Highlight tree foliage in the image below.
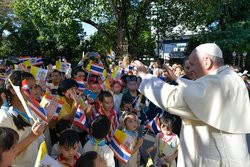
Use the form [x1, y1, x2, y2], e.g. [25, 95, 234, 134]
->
[13, 0, 187, 59]
[1, 0, 250, 66]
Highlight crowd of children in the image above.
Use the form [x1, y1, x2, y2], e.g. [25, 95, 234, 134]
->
[0, 55, 182, 167]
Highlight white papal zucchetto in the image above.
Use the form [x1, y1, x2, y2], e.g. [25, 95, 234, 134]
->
[195, 43, 223, 58]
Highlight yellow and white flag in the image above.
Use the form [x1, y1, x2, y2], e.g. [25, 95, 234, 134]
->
[30, 66, 48, 81]
[56, 61, 71, 73]
[35, 141, 61, 167]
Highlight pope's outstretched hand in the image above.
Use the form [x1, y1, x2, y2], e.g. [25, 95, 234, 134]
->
[131, 61, 147, 78]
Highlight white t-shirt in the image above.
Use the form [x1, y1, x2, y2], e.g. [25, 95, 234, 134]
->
[83, 140, 115, 167]
[0, 108, 39, 167]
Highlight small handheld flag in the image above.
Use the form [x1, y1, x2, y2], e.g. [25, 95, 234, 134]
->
[56, 61, 71, 73]
[40, 94, 64, 120]
[90, 63, 104, 76]
[109, 129, 132, 163]
[145, 114, 161, 134]
[72, 106, 89, 132]
[74, 78, 85, 92]
[30, 66, 48, 81]
[22, 80, 48, 123]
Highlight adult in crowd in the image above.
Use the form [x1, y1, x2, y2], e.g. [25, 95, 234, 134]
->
[132, 43, 250, 167]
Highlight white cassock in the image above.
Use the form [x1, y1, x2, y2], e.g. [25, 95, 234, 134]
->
[139, 65, 250, 167]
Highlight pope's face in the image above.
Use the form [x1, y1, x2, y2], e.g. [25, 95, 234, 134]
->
[189, 51, 206, 79]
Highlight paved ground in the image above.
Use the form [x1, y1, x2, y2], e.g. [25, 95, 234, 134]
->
[140, 132, 156, 166]
[140, 133, 250, 166]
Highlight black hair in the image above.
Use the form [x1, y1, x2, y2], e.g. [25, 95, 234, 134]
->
[125, 75, 137, 84]
[156, 58, 164, 67]
[160, 113, 176, 130]
[58, 79, 78, 96]
[98, 90, 113, 102]
[73, 67, 85, 77]
[58, 130, 80, 148]
[91, 115, 111, 139]
[5, 71, 34, 130]
[0, 127, 19, 162]
[55, 119, 71, 135]
[76, 151, 98, 167]
[120, 97, 133, 108]
[121, 74, 129, 84]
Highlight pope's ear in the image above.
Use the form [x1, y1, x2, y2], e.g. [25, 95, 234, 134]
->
[204, 56, 213, 70]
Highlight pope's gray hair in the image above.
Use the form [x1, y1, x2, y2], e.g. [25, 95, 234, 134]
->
[195, 49, 224, 66]
[209, 55, 224, 66]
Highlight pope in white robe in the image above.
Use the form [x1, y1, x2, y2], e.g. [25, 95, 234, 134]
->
[132, 43, 250, 167]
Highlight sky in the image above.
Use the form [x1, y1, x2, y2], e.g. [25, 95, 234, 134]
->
[82, 22, 98, 37]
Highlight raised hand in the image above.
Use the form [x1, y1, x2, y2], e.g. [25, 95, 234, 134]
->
[44, 97, 59, 121]
[69, 88, 81, 105]
[31, 121, 47, 136]
[162, 64, 177, 81]
[131, 60, 147, 78]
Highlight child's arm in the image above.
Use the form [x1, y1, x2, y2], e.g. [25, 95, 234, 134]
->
[131, 138, 144, 154]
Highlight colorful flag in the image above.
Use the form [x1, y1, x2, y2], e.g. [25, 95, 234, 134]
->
[23, 60, 32, 67]
[56, 61, 71, 73]
[18, 56, 31, 63]
[14, 64, 22, 71]
[90, 63, 104, 76]
[85, 60, 93, 71]
[35, 141, 61, 167]
[40, 94, 64, 120]
[74, 78, 85, 91]
[22, 80, 48, 123]
[30, 66, 48, 81]
[72, 106, 89, 132]
[33, 57, 44, 66]
[35, 141, 47, 167]
[107, 48, 115, 61]
[100, 69, 111, 90]
[23, 57, 43, 67]
[145, 114, 161, 134]
[109, 129, 132, 163]
[111, 66, 121, 80]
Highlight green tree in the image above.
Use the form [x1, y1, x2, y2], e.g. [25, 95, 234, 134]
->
[14, 0, 187, 59]
[184, 0, 250, 67]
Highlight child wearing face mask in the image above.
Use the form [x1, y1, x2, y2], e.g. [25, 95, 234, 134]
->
[146, 114, 179, 167]
[119, 112, 144, 167]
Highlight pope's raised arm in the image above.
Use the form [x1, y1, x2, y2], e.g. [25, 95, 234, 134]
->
[132, 61, 197, 120]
